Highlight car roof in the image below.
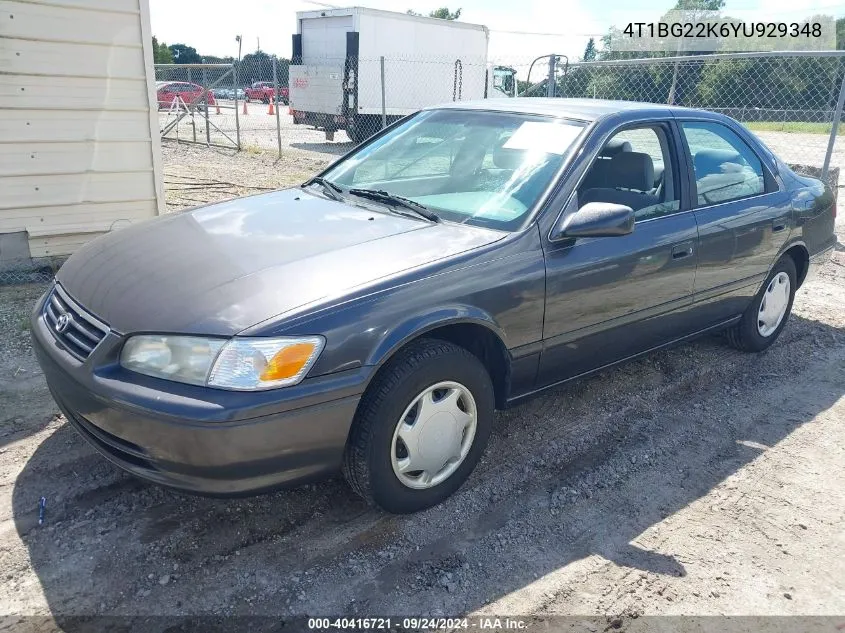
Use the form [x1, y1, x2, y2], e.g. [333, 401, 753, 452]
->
[425, 98, 714, 122]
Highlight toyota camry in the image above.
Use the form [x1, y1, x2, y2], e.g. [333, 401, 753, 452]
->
[32, 99, 836, 513]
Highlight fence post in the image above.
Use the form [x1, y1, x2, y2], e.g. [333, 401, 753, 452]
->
[822, 68, 845, 181]
[233, 63, 241, 151]
[273, 57, 282, 159]
[203, 66, 210, 145]
[546, 55, 556, 98]
[380, 56, 387, 130]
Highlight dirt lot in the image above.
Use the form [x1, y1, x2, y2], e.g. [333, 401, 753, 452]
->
[1, 143, 845, 632]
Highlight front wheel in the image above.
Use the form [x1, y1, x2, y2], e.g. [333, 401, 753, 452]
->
[342, 338, 494, 514]
[726, 255, 797, 352]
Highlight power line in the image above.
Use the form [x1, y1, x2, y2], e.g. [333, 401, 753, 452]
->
[489, 29, 600, 36]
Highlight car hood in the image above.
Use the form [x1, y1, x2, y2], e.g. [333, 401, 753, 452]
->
[57, 189, 503, 335]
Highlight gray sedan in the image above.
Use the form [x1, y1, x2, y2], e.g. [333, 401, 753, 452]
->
[32, 99, 836, 513]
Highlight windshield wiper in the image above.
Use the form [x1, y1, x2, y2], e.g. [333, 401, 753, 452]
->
[303, 176, 344, 201]
[347, 188, 439, 222]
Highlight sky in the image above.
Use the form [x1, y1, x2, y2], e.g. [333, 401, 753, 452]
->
[149, 0, 845, 64]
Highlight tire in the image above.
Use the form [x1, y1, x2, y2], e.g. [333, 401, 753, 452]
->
[347, 125, 369, 144]
[342, 338, 494, 514]
[725, 255, 797, 353]
[347, 116, 379, 144]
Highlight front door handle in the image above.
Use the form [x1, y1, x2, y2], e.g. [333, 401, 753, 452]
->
[672, 243, 694, 260]
[772, 220, 788, 233]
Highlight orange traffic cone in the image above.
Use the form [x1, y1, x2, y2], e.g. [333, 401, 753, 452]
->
[268, 99, 275, 115]
[215, 102, 221, 115]
[242, 100, 248, 115]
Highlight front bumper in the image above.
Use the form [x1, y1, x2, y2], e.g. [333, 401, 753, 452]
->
[31, 286, 366, 496]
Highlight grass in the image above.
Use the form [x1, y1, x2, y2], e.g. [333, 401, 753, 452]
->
[744, 121, 845, 135]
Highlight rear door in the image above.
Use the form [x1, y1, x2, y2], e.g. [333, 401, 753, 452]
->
[300, 15, 353, 63]
[291, 16, 353, 116]
[677, 119, 792, 325]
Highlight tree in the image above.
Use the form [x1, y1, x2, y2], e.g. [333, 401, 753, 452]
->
[429, 7, 461, 19]
[238, 51, 290, 86]
[582, 38, 597, 62]
[168, 43, 202, 64]
[203, 55, 236, 64]
[406, 7, 462, 20]
[151, 36, 173, 64]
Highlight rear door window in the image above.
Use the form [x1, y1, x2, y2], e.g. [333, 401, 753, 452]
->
[681, 122, 765, 207]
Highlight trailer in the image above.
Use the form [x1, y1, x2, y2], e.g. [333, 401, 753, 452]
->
[289, 7, 516, 142]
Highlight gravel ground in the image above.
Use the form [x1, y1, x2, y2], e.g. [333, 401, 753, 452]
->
[1, 141, 844, 632]
[161, 140, 338, 212]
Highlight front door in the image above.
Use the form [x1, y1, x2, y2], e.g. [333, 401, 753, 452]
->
[538, 121, 699, 386]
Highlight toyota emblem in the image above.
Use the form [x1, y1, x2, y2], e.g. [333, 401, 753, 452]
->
[55, 313, 72, 333]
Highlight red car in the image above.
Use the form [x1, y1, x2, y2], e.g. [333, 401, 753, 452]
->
[244, 81, 289, 104]
[156, 81, 216, 110]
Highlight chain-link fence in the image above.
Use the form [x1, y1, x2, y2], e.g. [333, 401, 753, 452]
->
[155, 51, 845, 182]
[548, 51, 845, 181]
[0, 260, 59, 285]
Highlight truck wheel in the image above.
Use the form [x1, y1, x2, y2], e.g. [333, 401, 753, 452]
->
[348, 116, 379, 144]
[347, 125, 369, 144]
[725, 256, 797, 353]
[342, 338, 494, 514]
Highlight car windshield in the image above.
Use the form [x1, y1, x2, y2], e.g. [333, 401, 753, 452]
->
[323, 109, 585, 231]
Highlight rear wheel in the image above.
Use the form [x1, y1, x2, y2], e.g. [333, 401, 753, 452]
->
[725, 256, 797, 352]
[347, 124, 370, 144]
[342, 338, 494, 514]
[347, 115, 381, 144]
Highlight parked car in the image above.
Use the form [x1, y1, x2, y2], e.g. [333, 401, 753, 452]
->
[156, 81, 216, 110]
[32, 99, 835, 514]
[244, 81, 289, 104]
[211, 88, 232, 100]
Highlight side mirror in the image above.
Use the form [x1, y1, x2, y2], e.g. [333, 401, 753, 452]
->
[554, 202, 635, 240]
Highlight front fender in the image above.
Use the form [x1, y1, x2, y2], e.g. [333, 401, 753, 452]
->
[366, 306, 507, 368]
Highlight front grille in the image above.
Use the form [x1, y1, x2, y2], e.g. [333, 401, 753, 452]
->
[43, 284, 109, 361]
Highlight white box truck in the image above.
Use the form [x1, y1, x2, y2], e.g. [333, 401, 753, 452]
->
[289, 7, 517, 142]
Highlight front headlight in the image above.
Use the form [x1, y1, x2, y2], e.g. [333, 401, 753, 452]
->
[120, 335, 325, 390]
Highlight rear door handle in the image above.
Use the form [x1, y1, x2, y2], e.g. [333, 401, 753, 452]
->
[772, 220, 787, 233]
[672, 243, 694, 260]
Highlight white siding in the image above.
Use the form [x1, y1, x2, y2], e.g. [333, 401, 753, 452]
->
[0, 0, 163, 259]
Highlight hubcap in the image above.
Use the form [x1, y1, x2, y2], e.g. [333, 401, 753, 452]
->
[390, 381, 477, 490]
[757, 271, 791, 337]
